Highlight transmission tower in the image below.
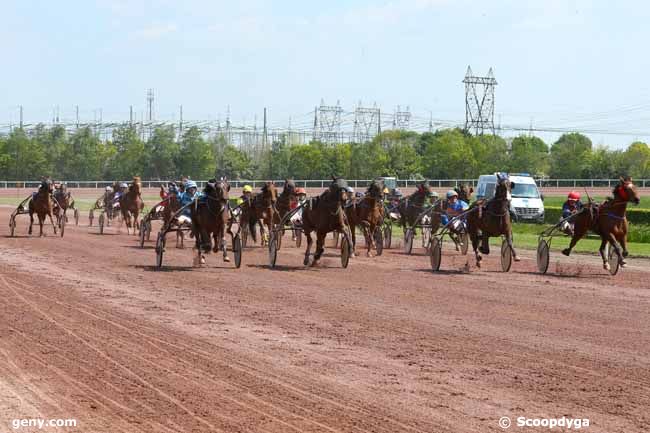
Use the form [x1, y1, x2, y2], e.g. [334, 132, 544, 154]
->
[463, 66, 497, 135]
[313, 99, 342, 145]
[353, 101, 380, 143]
[393, 105, 411, 130]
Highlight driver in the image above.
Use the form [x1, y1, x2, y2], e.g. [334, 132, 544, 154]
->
[560, 191, 583, 236]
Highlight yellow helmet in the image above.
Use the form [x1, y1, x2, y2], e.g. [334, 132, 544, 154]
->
[243, 185, 253, 193]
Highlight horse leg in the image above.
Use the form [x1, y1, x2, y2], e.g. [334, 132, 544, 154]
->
[562, 233, 583, 256]
[49, 212, 57, 236]
[470, 230, 482, 268]
[362, 223, 373, 257]
[312, 230, 326, 266]
[619, 232, 629, 258]
[349, 223, 357, 256]
[598, 238, 609, 270]
[303, 229, 313, 266]
[28, 212, 34, 235]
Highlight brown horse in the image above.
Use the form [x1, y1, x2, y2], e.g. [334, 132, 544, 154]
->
[455, 184, 474, 203]
[397, 181, 433, 236]
[302, 177, 349, 266]
[160, 183, 185, 248]
[466, 173, 519, 268]
[240, 181, 278, 246]
[53, 183, 74, 223]
[274, 179, 297, 222]
[28, 178, 57, 236]
[562, 177, 640, 270]
[120, 176, 145, 235]
[345, 179, 385, 257]
[191, 178, 232, 265]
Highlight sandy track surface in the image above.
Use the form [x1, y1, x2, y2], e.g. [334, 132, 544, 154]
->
[0, 208, 649, 432]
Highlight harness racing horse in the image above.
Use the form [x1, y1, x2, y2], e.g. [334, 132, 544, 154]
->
[455, 184, 474, 203]
[160, 183, 185, 248]
[191, 178, 232, 265]
[398, 181, 433, 238]
[345, 179, 385, 257]
[120, 176, 145, 235]
[241, 182, 278, 246]
[466, 173, 519, 268]
[302, 177, 350, 266]
[28, 178, 57, 236]
[53, 183, 74, 223]
[562, 176, 640, 270]
[273, 179, 299, 242]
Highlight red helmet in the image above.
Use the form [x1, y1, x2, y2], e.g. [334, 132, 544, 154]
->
[295, 187, 306, 195]
[568, 191, 580, 201]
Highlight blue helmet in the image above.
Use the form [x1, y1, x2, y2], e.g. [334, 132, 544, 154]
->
[185, 180, 197, 190]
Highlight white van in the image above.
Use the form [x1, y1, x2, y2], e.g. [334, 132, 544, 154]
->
[475, 173, 545, 223]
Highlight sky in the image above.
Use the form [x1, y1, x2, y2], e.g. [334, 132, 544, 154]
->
[3, 0, 650, 148]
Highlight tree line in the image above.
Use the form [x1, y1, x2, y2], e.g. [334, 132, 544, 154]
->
[0, 124, 648, 181]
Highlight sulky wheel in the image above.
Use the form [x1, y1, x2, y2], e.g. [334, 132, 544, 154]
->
[9, 215, 16, 237]
[383, 224, 392, 249]
[374, 227, 384, 256]
[59, 215, 66, 238]
[155, 232, 166, 269]
[460, 231, 469, 255]
[139, 222, 147, 248]
[268, 232, 278, 268]
[340, 231, 352, 269]
[536, 238, 550, 274]
[404, 229, 414, 255]
[99, 213, 105, 234]
[501, 240, 513, 272]
[430, 236, 442, 272]
[607, 243, 620, 276]
[233, 234, 243, 268]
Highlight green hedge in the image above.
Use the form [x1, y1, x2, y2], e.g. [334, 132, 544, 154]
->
[544, 206, 650, 225]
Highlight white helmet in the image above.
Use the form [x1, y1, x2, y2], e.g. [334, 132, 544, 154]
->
[120, 182, 128, 189]
[105, 186, 113, 192]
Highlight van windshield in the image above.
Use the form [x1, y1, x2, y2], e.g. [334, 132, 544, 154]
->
[511, 183, 539, 199]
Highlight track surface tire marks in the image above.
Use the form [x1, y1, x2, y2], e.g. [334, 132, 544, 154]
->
[0, 207, 649, 433]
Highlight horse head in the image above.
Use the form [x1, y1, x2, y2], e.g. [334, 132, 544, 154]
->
[205, 179, 227, 201]
[261, 181, 278, 205]
[367, 179, 383, 199]
[329, 176, 349, 203]
[455, 184, 474, 203]
[494, 173, 513, 201]
[282, 179, 296, 198]
[615, 176, 640, 205]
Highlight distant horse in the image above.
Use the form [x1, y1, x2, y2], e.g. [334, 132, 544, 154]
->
[397, 181, 433, 237]
[120, 176, 145, 235]
[28, 178, 57, 236]
[302, 177, 350, 266]
[345, 179, 385, 257]
[240, 181, 278, 246]
[53, 183, 74, 223]
[562, 176, 640, 270]
[466, 173, 519, 268]
[191, 178, 232, 265]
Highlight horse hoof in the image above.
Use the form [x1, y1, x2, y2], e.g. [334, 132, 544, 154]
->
[623, 251, 629, 258]
[223, 256, 230, 262]
[603, 263, 610, 271]
[561, 249, 571, 257]
[513, 256, 521, 262]
[200, 256, 206, 265]
[303, 256, 310, 266]
[310, 260, 320, 267]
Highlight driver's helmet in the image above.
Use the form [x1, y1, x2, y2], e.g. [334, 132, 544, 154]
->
[185, 180, 197, 190]
[428, 191, 439, 199]
[568, 191, 580, 201]
[120, 182, 128, 189]
[345, 186, 354, 194]
[295, 187, 306, 195]
[105, 186, 113, 192]
[446, 190, 458, 199]
[243, 185, 253, 193]
[393, 188, 403, 197]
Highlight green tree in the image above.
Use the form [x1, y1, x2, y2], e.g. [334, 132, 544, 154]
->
[146, 126, 179, 179]
[620, 141, 650, 178]
[581, 146, 620, 178]
[387, 141, 422, 178]
[509, 135, 549, 175]
[288, 144, 325, 179]
[550, 133, 592, 178]
[322, 143, 352, 178]
[177, 126, 215, 179]
[350, 141, 390, 178]
[421, 129, 476, 178]
[3, 128, 48, 180]
[219, 144, 252, 179]
[61, 127, 105, 180]
[471, 135, 509, 175]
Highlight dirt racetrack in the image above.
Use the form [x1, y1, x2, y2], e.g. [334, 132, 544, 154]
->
[1, 206, 649, 433]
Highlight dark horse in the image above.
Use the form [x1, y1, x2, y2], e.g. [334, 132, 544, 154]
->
[28, 178, 57, 236]
[562, 176, 640, 271]
[455, 184, 474, 203]
[466, 173, 519, 268]
[53, 183, 74, 223]
[240, 181, 278, 246]
[273, 179, 298, 241]
[302, 177, 349, 266]
[191, 178, 232, 265]
[120, 176, 145, 235]
[345, 179, 385, 257]
[397, 181, 433, 236]
[160, 183, 185, 248]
